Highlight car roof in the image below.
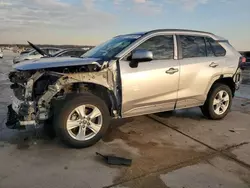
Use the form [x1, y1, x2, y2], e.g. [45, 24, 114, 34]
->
[116, 29, 225, 41]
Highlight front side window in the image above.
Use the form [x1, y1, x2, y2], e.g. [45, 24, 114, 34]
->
[133, 35, 174, 60]
[180, 35, 206, 58]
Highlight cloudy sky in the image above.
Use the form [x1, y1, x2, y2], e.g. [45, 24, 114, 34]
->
[0, 0, 249, 50]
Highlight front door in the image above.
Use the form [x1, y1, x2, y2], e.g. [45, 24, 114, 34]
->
[119, 35, 180, 118]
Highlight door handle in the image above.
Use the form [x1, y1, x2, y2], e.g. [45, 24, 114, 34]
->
[209, 62, 218, 68]
[166, 68, 178, 74]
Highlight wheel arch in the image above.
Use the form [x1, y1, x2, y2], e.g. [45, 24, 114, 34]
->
[206, 75, 236, 98]
[58, 82, 119, 117]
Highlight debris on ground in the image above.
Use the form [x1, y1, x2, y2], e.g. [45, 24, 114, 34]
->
[229, 128, 247, 134]
[96, 152, 132, 166]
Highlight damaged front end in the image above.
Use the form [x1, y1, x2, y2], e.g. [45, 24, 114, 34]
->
[6, 57, 120, 129]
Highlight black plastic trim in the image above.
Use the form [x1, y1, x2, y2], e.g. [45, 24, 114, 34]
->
[176, 35, 183, 59]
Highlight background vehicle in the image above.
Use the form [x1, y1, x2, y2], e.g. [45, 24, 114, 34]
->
[0, 49, 3, 58]
[20, 49, 33, 55]
[240, 51, 250, 68]
[48, 48, 88, 58]
[13, 43, 61, 64]
[7, 29, 242, 148]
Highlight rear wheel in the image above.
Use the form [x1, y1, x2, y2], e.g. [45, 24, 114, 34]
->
[54, 93, 111, 148]
[201, 84, 232, 120]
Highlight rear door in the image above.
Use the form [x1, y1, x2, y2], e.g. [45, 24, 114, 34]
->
[176, 35, 225, 109]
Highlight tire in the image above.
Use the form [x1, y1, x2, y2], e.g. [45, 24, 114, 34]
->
[54, 93, 111, 148]
[43, 118, 56, 139]
[201, 83, 232, 120]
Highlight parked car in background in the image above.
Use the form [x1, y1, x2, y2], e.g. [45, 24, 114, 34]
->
[0, 49, 3, 58]
[239, 51, 250, 68]
[20, 48, 33, 55]
[13, 42, 62, 64]
[7, 29, 242, 148]
[49, 48, 87, 58]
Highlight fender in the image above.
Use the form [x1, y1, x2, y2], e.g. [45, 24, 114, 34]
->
[37, 66, 119, 120]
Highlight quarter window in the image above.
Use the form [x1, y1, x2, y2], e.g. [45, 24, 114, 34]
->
[180, 36, 206, 58]
[206, 37, 226, 57]
[134, 35, 174, 60]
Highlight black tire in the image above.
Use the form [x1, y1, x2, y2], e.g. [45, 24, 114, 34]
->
[54, 93, 111, 148]
[201, 83, 232, 120]
[43, 118, 56, 139]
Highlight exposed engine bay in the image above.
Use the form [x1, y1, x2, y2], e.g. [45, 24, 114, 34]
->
[6, 60, 120, 129]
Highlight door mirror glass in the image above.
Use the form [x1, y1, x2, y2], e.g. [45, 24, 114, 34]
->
[131, 49, 153, 62]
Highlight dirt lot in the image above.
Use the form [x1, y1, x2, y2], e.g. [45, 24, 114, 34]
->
[0, 51, 250, 188]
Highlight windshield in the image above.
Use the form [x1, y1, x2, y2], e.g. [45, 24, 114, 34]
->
[81, 35, 142, 60]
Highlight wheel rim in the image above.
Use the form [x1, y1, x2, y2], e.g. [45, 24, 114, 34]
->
[213, 90, 230, 115]
[66, 104, 103, 141]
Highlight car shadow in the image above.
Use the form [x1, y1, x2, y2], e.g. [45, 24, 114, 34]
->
[154, 108, 205, 121]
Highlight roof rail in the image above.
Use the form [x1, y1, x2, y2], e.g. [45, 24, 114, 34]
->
[145, 29, 214, 35]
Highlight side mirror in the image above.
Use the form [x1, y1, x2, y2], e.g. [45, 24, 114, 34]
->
[129, 49, 153, 68]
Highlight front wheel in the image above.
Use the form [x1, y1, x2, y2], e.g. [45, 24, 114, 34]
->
[201, 84, 232, 120]
[54, 93, 111, 148]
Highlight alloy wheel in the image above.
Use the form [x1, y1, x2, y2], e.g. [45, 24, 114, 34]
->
[66, 104, 103, 141]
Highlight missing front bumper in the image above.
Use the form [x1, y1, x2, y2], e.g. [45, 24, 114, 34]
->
[6, 105, 22, 129]
[6, 105, 37, 129]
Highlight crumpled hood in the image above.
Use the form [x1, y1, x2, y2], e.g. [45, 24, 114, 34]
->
[13, 57, 101, 71]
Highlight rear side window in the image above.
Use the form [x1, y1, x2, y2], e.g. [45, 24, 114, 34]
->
[180, 36, 206, 58]
[206, 38, 226, 57]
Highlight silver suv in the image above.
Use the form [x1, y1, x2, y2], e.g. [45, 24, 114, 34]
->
[7, 29, 243, 148]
